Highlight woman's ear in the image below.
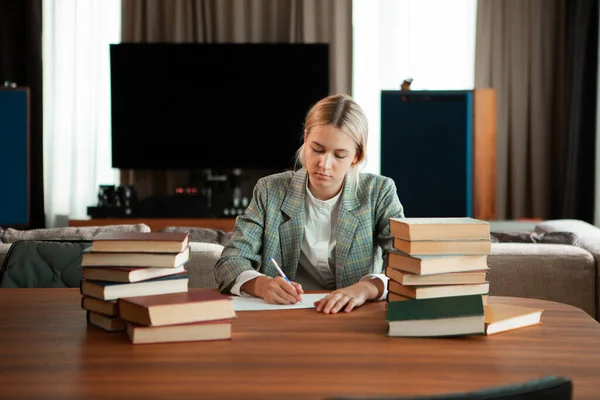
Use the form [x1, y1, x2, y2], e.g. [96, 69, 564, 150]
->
[352, 149, 361, 165]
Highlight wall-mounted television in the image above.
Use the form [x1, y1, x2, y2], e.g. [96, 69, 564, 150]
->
[109, 43, 330, 170]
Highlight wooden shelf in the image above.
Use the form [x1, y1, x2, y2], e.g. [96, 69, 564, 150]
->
[68, 218, 237, 232]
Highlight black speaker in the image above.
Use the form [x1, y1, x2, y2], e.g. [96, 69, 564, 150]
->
[0, 88, 30, 227]
[381, 90, 496, 219]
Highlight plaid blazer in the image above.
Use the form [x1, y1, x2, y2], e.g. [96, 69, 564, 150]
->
[215, 168, 405, 293]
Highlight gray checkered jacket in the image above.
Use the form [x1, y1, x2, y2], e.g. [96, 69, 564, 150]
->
[215, 168, 405, 292]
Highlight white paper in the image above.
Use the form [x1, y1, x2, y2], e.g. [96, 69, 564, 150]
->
[232, 293, 329, 311]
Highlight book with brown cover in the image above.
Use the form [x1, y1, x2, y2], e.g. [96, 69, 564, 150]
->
[87, 311, 126, 332]
[81, 296, 119, 316]
[126, 319, 233, 344]
[389, 217, 490, 241]
[388, 252, 489, 275]
[387, 291, 489, 305]
[82, 265, 186, 283]
[393, 237, 491, 255]
[484, 303, 543, 335]
[81, 246, 191, 268]
[118, 289, 236, 327]
[385, 267, 487, 286]
[91, 232, 189, 253]
[388, 280, 489, 299]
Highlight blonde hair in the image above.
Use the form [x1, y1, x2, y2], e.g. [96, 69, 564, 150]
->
[295, 93, 368, 182]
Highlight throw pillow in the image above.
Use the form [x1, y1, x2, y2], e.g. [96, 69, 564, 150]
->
[490, 232, 536, 244]
[160, 226, 232, 246]
[1, 223, 151, 244]
[490, 231, 579, 246]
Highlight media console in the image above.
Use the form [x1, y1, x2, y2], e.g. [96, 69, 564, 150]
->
[68, 218, 237, 232]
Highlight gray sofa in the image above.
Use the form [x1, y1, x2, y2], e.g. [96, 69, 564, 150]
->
[1, 219, 599, 320]
[488, 219, 600, 320]
[0, 224, 225, 289]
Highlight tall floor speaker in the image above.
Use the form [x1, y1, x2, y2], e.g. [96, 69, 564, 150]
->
[0, 88, 30, 227]
[381, 89, 496, 220]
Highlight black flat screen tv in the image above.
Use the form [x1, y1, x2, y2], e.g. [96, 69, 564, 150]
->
[109, 43, 330, 170]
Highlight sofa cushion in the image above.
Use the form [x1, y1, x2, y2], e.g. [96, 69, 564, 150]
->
[0, 240, 90, 288]
[186, 242, 224, 289]
[490, 242, 596, 318]
[490, 231, 580, 246]
[0, 243, 10, 267]
[535, 219, 600, 236]
[160, 226, 232, 246]
[1, 224, 150, 244]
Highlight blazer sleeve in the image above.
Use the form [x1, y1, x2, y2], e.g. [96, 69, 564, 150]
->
[214, 178, 268, 293]
[374, 177, 405, 262]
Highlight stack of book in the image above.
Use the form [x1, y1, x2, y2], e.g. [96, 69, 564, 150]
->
[119, 290, 236, 344]
[80, 232, 192, 334]
[385, 217, 543, 337]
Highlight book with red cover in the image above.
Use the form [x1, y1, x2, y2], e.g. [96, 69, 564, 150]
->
[81, 246, 191, 268]
[126, 319, 233, 344]
[82, 265, 186, 283]
[118, 289, 236, 327]
[91, 231, 189, 253]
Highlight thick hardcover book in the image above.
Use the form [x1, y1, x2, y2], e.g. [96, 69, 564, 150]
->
[82, 265, 186, 283]
[387, 252, 489, 275]
[81, 296, 119, 316]
[387, 292, 489, 305]
[126, 319, 233, 344]
[91, 232, 189, 253]
[393, 237, 491, 256]
[86, 311, 126, 332]
[389, 217, 490, 241]
[118, 289, 236, 327]
[385, 267, 487, 286]
[386, 295, 485, 337]
[387, 294, 484, 321]
[388, 280, 489, 300]
[80, 273, 189, 301]
[81, 246, 191, 268]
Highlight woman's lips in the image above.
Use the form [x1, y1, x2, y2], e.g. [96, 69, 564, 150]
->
[314, 172, 331, 179]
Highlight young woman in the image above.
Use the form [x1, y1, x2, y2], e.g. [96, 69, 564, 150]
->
[215, 94, 405, 314]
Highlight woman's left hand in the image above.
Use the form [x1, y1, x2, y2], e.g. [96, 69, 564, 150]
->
[314, 280, 380, 314]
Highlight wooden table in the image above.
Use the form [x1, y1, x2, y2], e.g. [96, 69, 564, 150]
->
[0, 289, 599, 399]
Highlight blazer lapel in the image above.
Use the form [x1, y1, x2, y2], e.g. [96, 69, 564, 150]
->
[335, 173, 360, 288]
[278, 168, 307, 280]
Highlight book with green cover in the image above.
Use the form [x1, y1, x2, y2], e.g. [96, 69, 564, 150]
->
[386, 295, 485, 337]
[387, 294, 484, 321]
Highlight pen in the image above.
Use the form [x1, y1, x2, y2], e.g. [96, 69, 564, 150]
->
[268, 257, 303, 303]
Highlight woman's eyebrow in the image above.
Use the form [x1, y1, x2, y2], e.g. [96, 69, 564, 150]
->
[311, 141, 350, 153]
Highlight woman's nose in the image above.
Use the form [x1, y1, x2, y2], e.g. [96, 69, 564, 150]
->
[319, 154, 332, 169]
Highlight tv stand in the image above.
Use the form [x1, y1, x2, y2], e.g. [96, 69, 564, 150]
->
[68, 218, 236, 232]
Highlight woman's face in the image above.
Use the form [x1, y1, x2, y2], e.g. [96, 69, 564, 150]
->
[304, 124, 358, 199]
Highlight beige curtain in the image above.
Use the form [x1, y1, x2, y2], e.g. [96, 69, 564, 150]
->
[120, 0, 352, 198]
[475, 0, 563, 220]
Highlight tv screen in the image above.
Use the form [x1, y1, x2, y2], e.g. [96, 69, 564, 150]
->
[109, 43, 330, 170]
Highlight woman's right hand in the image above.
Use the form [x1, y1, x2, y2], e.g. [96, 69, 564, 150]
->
[254, 276, 303, 304]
